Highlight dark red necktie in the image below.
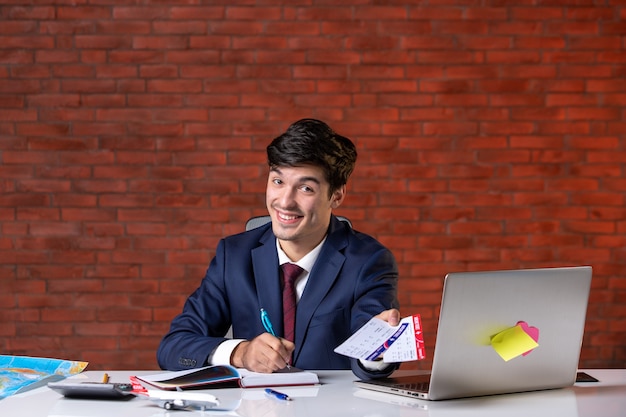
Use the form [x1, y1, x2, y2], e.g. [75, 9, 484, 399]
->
[281, 263, 303, 342]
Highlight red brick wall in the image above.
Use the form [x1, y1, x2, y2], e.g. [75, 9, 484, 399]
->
[1, 2, 624, 370]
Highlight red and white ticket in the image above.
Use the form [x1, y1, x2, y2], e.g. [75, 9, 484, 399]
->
[334, 314, 426, 363]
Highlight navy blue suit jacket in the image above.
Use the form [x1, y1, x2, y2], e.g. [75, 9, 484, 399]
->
[157, 216, 399, 379]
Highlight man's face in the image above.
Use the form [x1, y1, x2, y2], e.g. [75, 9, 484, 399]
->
[266, 164, 345, 260]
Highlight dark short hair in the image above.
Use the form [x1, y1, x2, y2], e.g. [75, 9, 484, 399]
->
[267, 119, 357, 196]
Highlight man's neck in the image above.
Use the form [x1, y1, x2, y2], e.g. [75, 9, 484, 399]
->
[278, 237, 323, 262]
[277, 236, 327, 269]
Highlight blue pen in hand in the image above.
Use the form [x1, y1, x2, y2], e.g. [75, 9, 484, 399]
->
[265, 388, 291, 401]
[260, 308, 292, 369]
[260, 308, 276, 336]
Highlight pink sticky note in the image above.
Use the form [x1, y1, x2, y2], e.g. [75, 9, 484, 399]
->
[517, 321, 539, 356]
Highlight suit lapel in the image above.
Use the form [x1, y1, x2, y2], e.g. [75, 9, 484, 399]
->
[250, 218, 350, 364]
[292, 220, 348, 362]
[251, 228, 283, 336]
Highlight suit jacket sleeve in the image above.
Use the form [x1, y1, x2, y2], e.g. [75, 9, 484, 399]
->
[156, 238, 234, 370]
[346, 242, 401, 380]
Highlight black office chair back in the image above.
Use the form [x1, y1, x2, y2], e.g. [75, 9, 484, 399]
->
[245, 215, 352, 231]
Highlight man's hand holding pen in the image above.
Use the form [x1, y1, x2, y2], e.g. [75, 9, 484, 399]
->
[231, 333, 295, 373]
[229, 308, 295, 373]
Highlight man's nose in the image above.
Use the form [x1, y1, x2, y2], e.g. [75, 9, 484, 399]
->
[278, 188, 297, 208]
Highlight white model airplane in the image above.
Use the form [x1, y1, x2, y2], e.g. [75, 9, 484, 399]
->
[128, 379, 220, 411]
[143, 389, 219, 410]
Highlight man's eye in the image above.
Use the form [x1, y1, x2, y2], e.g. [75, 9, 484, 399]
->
[300, 185, 314, 193]
[273, 178, 283, 185]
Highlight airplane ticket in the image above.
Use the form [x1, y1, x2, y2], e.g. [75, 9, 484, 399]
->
[334, 314, 426, 363]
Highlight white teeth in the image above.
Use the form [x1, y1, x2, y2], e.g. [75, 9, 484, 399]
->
[278, 213, 298, 220]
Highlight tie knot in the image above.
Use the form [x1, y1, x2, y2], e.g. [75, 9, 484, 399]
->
[281, 263, 303, 287]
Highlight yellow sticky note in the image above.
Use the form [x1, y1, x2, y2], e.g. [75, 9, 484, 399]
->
[490, 325, 539, 362]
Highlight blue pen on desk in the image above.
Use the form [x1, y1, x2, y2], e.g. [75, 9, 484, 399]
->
[265, 388, 291, 401]
[260, 308, 276, 336]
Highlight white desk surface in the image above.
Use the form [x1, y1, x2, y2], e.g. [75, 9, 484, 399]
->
[1, 369, 624, 417]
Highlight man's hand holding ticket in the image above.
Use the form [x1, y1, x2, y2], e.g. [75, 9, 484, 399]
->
[334, 314, 426, 363]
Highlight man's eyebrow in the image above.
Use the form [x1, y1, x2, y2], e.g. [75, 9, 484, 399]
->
[270, 167, 322, 185]
[299, 176, 321, 185]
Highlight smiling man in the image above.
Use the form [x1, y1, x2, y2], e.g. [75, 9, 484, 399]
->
[157, 119, 400, 380]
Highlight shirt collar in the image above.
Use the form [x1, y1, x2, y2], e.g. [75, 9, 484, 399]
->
[276, 236, 327, 273]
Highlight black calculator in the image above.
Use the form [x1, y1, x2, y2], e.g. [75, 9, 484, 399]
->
[47, 381, 136, 399]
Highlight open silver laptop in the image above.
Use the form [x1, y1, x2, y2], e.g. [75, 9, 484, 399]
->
[355, 266, 593, 401]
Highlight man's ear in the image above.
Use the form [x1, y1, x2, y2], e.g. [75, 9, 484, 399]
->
[330, 185, 346, 209]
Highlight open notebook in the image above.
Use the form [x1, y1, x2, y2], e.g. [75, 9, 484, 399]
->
[134, 365, 318, 390]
